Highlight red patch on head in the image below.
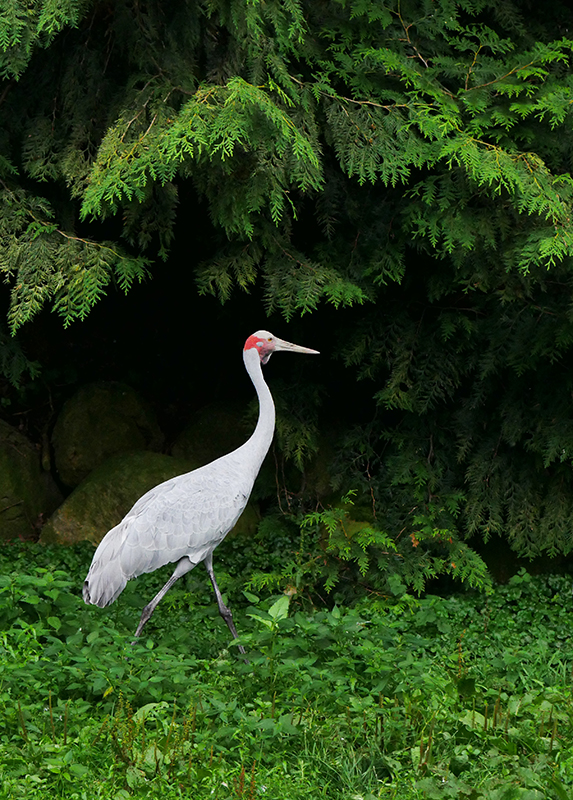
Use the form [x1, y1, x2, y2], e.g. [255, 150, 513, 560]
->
[244, 334, 262, 351]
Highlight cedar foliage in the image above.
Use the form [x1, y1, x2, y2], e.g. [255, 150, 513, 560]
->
[2, 0, 573, 581]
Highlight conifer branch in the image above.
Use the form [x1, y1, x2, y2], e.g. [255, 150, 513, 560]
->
[395, 5, 430, 69]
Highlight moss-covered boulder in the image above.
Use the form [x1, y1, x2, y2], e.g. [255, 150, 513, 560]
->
[41, 451, 189, 545]
[40, 450, 259, 546]
[227, 501, 260, 540]
[171, 401, 248, 465]
[0, 420, 63, 541]
[52, 381, 164, 487]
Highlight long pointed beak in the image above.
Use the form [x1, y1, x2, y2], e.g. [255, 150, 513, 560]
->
[274, 337, 319, 355]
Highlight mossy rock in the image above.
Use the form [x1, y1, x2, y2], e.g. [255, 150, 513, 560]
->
[52, 381, 164, 487]
[171, 401, 248, 466]
[226, 501, 260, 540]
[0, 419, 63, 541]
[40, 450, 258, 546]
[40, 451, 189, 545]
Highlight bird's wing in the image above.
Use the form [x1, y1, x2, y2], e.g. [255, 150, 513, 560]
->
[83, 453, 254, 607]
[121, 462, 251, 573]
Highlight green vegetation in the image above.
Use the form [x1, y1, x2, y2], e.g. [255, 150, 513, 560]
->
[2, 7, 573, 794]
[1, 0, 573, 583]
[1, 542, 572, 799]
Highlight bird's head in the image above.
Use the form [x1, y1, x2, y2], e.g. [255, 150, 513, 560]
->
[244, 330, 319, 364]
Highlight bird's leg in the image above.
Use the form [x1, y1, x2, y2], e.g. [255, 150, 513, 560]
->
[204, 554, 247, 657]
[133, 557, 193, 641]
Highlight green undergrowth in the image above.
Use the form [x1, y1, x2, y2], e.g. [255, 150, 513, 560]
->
[0, 544, 573, 799]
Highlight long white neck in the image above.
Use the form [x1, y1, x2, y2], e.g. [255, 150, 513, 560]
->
[242, 347, 276, 475]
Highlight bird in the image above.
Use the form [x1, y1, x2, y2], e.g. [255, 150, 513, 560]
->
[83, 330, 319, 654]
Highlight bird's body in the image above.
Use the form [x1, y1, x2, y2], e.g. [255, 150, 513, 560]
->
[83, 330, 319, 649]
[83, 452, 254, 607]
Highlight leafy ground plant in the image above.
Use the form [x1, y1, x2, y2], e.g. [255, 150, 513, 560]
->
[0, 544, 572, 799]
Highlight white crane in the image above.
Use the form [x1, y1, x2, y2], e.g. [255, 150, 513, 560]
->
[83, 330, 319, 653]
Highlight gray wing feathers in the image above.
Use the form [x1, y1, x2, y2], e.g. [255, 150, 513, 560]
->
[83, 455, 253, 608]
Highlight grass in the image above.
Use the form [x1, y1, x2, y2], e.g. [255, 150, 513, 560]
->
[0, 542, 573, 799]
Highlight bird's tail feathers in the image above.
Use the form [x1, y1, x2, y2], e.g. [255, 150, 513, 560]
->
[82, 569, 127, 607]
[83, 522, 131, 607]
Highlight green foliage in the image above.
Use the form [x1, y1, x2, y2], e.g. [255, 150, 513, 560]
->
[271, 378, 322, 470]
[81, 77, 324, 232]
[4, 0, 573, 327]
[4, 0, 573, 560]
[251, 492, 492, 600]
[0, 0, 90, 80]
[0, 325, 40, 389]
[0, 186, 149, 331]
[336, 256, 573, 558]
[1, 546, 573, 799]
[302, 493, 398, 589]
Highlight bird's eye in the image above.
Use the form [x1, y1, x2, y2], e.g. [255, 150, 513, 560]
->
[267, 337, 272, 342]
